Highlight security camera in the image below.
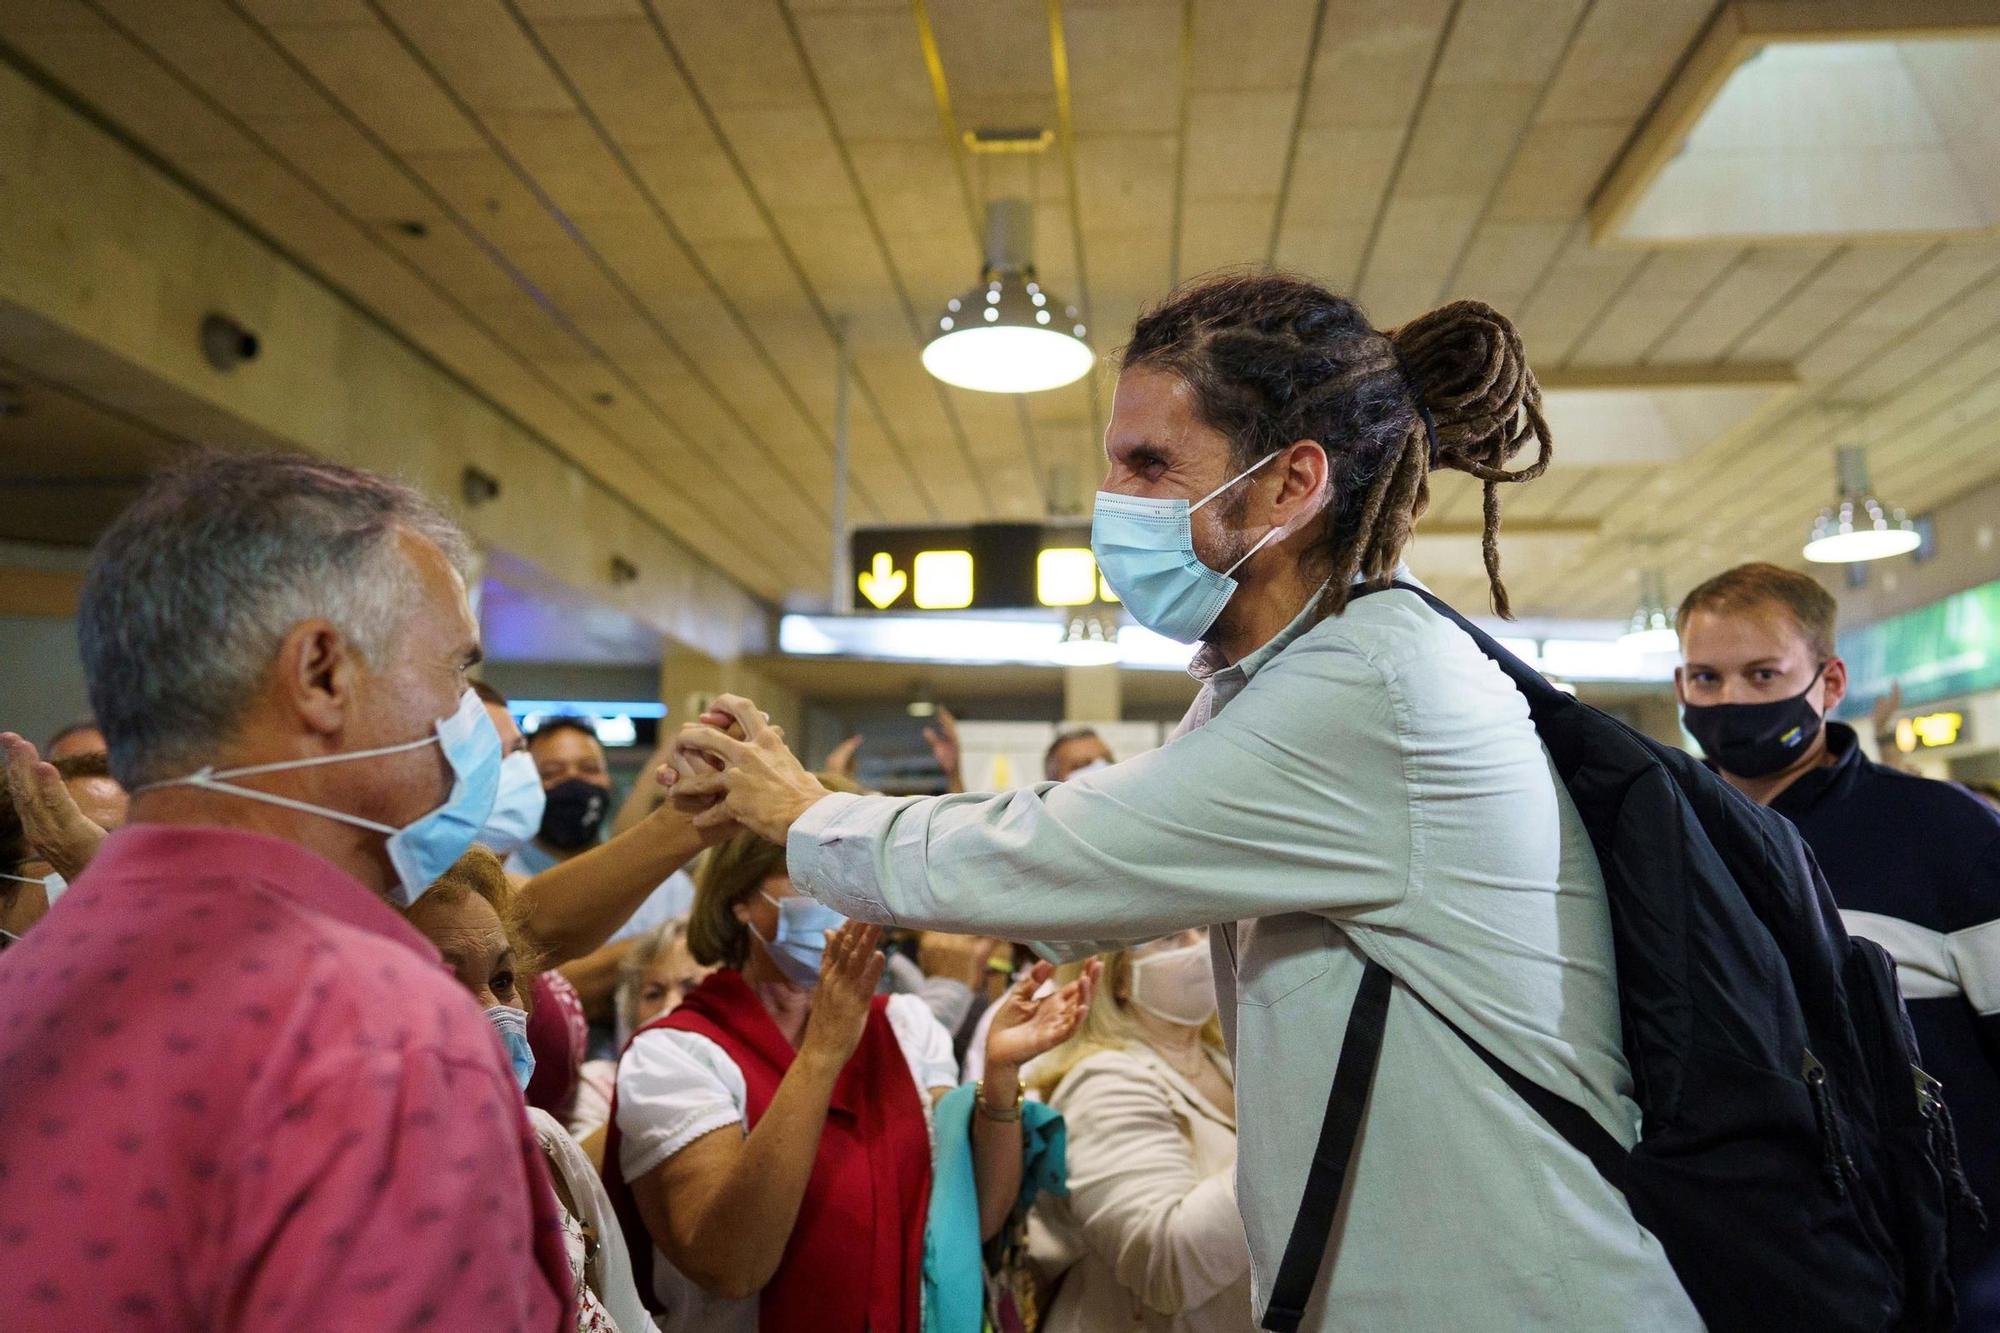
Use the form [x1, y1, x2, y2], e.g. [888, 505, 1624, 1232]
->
[200, 314, 260, 372]
[461, 466, 502, 507]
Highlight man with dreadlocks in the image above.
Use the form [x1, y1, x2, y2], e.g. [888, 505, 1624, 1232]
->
[664, 273, 1700, 1331]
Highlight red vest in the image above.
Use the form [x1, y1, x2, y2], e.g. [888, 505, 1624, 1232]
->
[602, 968, 932, 1331]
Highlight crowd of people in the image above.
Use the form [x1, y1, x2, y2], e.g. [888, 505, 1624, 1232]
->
[1, 270, 1997, 1332]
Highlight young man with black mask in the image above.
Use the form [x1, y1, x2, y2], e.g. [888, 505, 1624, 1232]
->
[1677, 561, 2000, 1322]
[510, 716, 616, 874]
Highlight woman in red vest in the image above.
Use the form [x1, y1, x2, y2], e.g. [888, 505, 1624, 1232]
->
[603, 788, 1098, 1332]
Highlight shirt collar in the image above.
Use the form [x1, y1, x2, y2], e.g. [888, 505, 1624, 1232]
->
[1769, 721, 1863, 819]
[82, 822, 444, 962]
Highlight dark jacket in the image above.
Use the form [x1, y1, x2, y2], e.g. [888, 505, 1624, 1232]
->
[1771, 722, 2000, 1298]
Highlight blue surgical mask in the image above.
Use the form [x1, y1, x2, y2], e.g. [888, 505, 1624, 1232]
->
[752, 890, 847, 989]
[0, 870, 65, 904]
[486, 1003, 536, 1091]
[140, 688, 501, 907]
[1091, 451, 1285, 643]
[476, 749, 547, 858]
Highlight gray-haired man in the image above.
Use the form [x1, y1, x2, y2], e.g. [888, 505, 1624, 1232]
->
[0, 453, 571, 1328]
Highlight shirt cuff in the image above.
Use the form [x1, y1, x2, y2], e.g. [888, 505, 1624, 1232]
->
[787, 791, 897, 922]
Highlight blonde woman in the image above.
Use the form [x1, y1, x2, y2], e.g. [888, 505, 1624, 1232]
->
[1029, 928, 1252, 1333]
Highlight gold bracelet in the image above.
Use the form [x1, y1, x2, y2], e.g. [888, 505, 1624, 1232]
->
[974, 1078, 1024, 1123]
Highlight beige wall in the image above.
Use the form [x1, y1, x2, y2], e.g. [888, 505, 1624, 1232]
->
[0, 58, 770, 667]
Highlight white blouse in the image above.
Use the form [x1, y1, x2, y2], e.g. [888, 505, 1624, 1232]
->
[614, 992, 958, 1330]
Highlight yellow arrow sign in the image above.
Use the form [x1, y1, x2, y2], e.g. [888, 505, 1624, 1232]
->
[857, 552, 907, 610]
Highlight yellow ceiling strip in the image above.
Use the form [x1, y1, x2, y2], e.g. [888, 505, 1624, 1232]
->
[911, 0, 983, 241]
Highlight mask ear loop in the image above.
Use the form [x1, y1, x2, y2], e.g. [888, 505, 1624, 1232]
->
[1190, 448, 1282, 513]
[1211, 447, 1330, 578]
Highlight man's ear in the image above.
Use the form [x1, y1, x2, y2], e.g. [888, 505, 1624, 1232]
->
[1819, 656, 1849, 715]
[1672, 665, 1688, 707]
[273, 619, 358, 739]
[1273, 439, 1330, 526]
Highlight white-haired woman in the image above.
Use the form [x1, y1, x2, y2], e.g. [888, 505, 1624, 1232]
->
[1028, 928, 1252, 1333]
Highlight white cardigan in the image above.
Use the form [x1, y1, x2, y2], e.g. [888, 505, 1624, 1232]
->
[1032, 1042, 1254, 1333]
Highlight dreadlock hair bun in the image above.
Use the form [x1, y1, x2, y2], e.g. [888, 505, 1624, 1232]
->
[1121, 274, 1553, 619]
[1388, 299, 1552, 618]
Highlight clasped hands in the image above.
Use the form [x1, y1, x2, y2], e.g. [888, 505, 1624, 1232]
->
[660, 694, 830, 845]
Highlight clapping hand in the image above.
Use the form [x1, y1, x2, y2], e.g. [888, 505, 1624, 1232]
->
[983, 959, 1101, 1074]
[800, 922, 887, 1068]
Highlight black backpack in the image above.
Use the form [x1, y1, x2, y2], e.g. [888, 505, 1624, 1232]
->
[1261, 585, 1978, 1333]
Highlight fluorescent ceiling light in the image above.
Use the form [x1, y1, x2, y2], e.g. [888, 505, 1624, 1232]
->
[508, 699, 668, 719]
[775, 614, 1671, 682]
[1594, 7, 2000, 245]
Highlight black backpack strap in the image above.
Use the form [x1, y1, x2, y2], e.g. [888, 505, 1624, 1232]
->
[1404, 985, 1632, 1195]
[1349, 579, 1571, 716]
[1263, 584, 1630, 1332]
[1262, 959, 1394, 1332]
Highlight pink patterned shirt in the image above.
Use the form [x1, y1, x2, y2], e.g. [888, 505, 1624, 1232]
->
[0, 824, 572, 1330]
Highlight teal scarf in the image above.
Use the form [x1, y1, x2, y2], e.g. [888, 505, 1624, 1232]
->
[923, 1085, 1068, 1333]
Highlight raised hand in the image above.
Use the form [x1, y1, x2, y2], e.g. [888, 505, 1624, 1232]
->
[825, 734, 864, 781]
[0, 733, 107, 880]
[800, 921, 886, 1069]
[917, 932, 1004, 989]
[983, 958, 1101, 1073]
[922, 706, 964, 793]
[662, 695, 831, 843]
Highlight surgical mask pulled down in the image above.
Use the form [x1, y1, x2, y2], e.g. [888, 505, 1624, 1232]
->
[750, 891, 848, 989]
[485, 1004, 535, 1092]
[0, 870, 66, 905]
[1092, 450, 1296, 644]
[1129, 940, 1218, 1027]
[139, 688, 501, 907]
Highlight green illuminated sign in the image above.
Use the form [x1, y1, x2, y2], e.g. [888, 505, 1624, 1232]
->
[1838, 578, 2000, 716]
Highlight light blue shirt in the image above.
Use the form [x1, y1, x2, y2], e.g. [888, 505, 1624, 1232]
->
[789, 584, 1701, 1330]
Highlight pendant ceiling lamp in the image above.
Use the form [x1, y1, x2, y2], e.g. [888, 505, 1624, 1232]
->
[922, 199, 1094, 394]
[1802, 444, 1920, 564]
[1620, 568, 1680, 653]
[1050, 606, 1120, 666]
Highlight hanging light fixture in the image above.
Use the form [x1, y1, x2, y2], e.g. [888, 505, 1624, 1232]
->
[922, 198, 1094, 394]
[1620, 568, 1680, 653]
[1802, 443, 1920, 564]
[1050, 606, 1120, 666]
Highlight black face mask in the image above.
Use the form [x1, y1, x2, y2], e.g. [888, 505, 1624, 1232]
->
[1682, 665, 1827, 779]
[538, 777, 610, 851]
